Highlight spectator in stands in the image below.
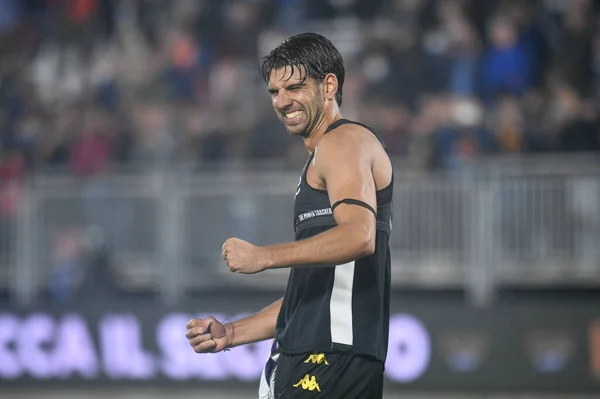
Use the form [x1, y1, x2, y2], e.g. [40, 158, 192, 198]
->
[48, 228, 84, 304]
[479, 15, 534, 101]
[69, 107, 114, 178]
[0, 0, 597, 180]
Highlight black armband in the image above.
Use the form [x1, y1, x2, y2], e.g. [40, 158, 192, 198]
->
[331, 198, 376, 217]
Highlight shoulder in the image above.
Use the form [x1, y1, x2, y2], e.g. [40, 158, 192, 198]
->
[315, 122, 379, 162]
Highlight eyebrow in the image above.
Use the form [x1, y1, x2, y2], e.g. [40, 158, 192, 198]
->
[268, 82, 306, 94]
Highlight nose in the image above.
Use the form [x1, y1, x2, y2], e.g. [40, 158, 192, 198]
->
[274, 90, 293, 111]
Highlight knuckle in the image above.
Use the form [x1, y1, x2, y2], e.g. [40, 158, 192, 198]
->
[196, 342, 211, 353]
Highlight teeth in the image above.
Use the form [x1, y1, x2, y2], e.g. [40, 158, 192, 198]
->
[286, 111, 302, 119]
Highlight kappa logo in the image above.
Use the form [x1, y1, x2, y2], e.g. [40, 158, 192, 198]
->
[304, 353, 329, 365]
[293, 374, 321, 392]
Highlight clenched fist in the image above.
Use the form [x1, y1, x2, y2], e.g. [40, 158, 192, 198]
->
[186, 317, 232, 354]
[221, 238, 269, 274]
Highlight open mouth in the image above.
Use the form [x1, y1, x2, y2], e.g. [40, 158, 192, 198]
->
[284, 110, 303, 123]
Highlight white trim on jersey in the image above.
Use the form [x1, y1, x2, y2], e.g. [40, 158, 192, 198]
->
[329, 261, 355, 346]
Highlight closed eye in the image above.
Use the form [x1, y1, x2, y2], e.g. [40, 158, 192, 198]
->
[286, 84, 305, 91]
[268, 83, 306, 95]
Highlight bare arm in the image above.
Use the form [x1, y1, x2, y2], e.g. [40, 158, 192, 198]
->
[225, 297, 282, 348]
[263, 129, 377, 270]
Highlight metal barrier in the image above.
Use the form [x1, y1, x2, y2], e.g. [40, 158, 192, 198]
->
[35, 175, 162, 294]
[3, 166, 600, 306]
[0, 181, 19, 294]
[491, 176, 600, 284]
[0, 213, 15, 292]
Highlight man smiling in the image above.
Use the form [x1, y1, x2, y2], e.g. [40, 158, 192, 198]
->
[186, 33, 394, 398]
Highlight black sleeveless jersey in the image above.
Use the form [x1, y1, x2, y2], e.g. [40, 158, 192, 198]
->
[275, 119, 393, 363]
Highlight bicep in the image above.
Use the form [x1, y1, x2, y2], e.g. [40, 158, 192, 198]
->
[318, 146, 377, 226]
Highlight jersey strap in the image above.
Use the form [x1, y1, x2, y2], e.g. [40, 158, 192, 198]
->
[331, 198, 376, 217]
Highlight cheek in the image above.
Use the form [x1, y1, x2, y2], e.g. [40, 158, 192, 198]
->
[309, 97, 323, 114]
[302, 95, 317, 110]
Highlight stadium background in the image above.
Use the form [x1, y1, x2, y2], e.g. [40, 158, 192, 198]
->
[1, 0, 600, 397]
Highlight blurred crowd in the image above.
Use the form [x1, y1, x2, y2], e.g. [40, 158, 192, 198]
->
[0, 0, 600, 188]
[2, 0, 600, 304]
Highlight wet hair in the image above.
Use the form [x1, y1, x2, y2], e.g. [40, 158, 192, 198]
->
[260, 32, 345, 106]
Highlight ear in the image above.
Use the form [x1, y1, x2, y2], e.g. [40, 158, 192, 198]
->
[323, 73, 338, 102]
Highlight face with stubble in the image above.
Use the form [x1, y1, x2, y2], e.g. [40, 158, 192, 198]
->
[267, 66, 326, 138]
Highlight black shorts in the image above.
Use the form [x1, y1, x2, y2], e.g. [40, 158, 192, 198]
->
[273, 352, 384, 398]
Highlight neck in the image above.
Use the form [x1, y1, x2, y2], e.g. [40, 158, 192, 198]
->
[303, 105, 343, 154]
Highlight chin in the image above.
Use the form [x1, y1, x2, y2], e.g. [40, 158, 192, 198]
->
[287, 128, 306, 136]
[284, 124, 309, 137]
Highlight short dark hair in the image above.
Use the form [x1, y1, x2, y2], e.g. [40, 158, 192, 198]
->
[260, 33, 345, 106]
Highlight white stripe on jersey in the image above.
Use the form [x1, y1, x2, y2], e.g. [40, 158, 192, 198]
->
[329, 261, 355, 346]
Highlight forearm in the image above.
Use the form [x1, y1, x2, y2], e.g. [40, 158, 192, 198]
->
[264, 224, 373, 269]
[225, 298, 282, 348]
